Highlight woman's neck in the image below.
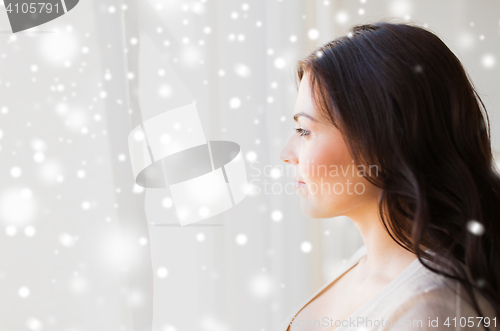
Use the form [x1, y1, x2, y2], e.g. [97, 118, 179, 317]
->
[346, 198, 418, 283]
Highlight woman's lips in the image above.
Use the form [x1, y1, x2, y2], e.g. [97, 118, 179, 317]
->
[293, 177, 306, 190]
[294, 181, 306, 190]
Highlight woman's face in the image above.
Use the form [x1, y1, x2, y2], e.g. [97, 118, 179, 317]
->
[279, 73, 381, 219]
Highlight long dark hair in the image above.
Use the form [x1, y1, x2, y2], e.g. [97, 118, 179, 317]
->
[295, 21, 500, 327]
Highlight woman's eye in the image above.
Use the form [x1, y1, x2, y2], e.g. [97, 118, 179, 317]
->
[294, 127, 310, 137]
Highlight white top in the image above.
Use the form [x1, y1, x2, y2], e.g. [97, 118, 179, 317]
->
[281, 245, 498, 331]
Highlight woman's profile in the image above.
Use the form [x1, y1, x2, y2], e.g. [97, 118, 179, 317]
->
[279, 21, 500, 331]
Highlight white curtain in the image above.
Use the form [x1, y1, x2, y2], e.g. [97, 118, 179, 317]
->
[1, 1, 499, 331]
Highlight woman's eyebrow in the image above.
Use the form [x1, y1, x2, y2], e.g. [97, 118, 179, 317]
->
[293, 112, 318, 122]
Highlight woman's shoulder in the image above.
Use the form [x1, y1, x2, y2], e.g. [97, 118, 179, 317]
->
[382, 276, 498, 330]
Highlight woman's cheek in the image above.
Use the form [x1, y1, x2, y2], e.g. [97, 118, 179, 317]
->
[299, 158, 316, 183]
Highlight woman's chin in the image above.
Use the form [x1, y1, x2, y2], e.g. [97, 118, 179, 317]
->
[299, 196, 346, 218]
[299, 199, 331, 219]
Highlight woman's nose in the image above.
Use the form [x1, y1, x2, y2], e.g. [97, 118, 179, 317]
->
[279, 135, 298, 164]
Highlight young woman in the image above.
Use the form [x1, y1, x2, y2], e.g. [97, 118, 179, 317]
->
[279, 21, 500, 331]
